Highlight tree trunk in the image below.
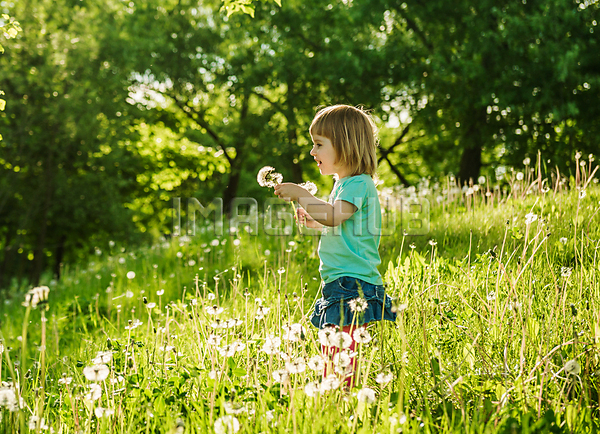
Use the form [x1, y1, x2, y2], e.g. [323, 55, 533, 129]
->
[458, 143, 482, 186]
[53, 234, 67, 280]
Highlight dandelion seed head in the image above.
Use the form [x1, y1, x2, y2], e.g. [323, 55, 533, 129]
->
[205, 305, 224, 315]
[257, 166, 283, 188]
[333, 351, 352, 368]
[207, 334, 222, 346]
[0, 387, 18, 411]
[214, 415, 240, 434]
[299, 181, 318, 195]
[272, 369, 289, 384]
[307, 355, 326, 372]
[285, 357, 306, 374]
[348, 298, 368, 313]
[83, 364, 110, 382]
[565, 359, 581, 376]
[304, 381, 320, 397]
[516, 172, 524, 181]
[218, 341, 246, 358]
[524, 213, 537, 225]
[84, 383, 103, 401]
[357, 387, 377, 404]
[320, 375, 341, 392]
[92, 351, 113, 365]
[375, 371, 394, 385]
[352, 327, 372, 344]
[282, 323, 305, 342]
[261, 335, 281, 354]
[95, 407, 114, 418]
[126, 271, 135, 279]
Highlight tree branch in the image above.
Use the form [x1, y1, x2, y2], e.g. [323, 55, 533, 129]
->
[168, 95, 235, 167]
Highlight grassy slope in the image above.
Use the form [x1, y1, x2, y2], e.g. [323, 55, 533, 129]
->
[1, 186, 599, 433]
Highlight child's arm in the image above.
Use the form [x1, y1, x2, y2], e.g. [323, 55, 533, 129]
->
[274, 183, 357, 227]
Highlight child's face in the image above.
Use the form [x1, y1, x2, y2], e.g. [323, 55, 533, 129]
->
[309, 134, 349, 178]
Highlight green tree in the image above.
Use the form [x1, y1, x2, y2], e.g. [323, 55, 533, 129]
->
[121, 0, 390, 216]
[383, 0, 600, 183]
[0, 0, 145, 288]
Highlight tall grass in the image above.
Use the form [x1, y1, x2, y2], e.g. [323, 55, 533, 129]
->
[1, 160, 599, 433]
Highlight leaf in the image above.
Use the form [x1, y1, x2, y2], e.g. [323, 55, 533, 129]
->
[273, 0, 282, 5]
[0, 99, 6, 111]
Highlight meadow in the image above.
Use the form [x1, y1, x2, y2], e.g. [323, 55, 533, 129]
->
[1, 159, 600, 433]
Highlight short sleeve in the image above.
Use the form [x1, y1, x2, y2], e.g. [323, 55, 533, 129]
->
[334, 177, 367, 209]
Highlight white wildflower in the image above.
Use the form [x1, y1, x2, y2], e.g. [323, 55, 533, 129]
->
[214, 415, 240, 434]
[261, 335, 281, 355]
[84, 383, 103, 401]
[93, 351, 113, 365]
[524, 213, 537, 225]
[375, 371, 394, 385]
[224, 402, 247, 415]
[299, 181, 318, 195]
[304, 381, 320, 397]
[126, 271, 135, 279]
[332, 351, 352, 368]
[320, 375, 341, 392]
[218, 341, 246, 358]
[561, 267, 573, 278]
[307, 355, 326, 372]
[206, 334, 222, 347]
[565, 360, 581, 376]
[257, 166, 283, 188]
[285, 357, 306, 374]
[348, 298, 368, 313]
[352, 327, 372, 344]
[282, 323, 305, 342]
[95, 407, 114, 418]
[272, 369, 289, 384]
[205, 305, 224, 315]
[0, 387, 18, 411]
[58, 375, 73, 385]
[83, 364, 110, 382]
[357, 387, 377, 404]
[255, 305, 270, 320]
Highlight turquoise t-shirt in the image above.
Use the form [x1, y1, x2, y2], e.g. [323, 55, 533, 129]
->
[318, 174, 383, 285]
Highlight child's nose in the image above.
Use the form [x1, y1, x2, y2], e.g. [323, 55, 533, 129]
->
[310, 146, 316, 156]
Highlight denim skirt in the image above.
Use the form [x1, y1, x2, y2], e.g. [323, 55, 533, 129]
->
[309, 276, 397, 329]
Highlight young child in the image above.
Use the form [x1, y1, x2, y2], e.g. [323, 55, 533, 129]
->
[274, 105, 396, 386]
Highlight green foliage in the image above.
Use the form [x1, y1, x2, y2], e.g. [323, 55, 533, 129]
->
[1, 185, 600, 433]
[382, 0, 600, 182]
[1, 0, 599, 290]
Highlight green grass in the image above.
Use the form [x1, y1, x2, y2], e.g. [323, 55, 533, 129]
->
[1, 178, 600, 433]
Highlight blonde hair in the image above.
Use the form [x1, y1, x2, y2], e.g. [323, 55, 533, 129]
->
[309, 105, 378, 177]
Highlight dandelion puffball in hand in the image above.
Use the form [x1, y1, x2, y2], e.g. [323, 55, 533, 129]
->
[299, 181, 318, 196]
[257, 166, 283, 188]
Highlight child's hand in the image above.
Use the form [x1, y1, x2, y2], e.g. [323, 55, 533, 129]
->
[296, 207, 323, 229]
[274, 183, 307, 202]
